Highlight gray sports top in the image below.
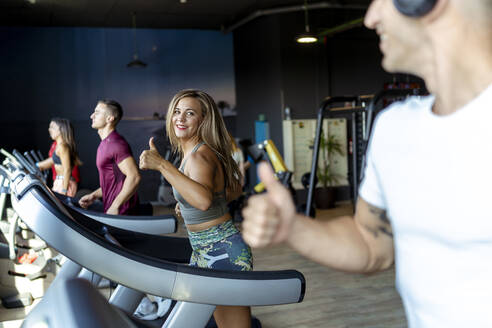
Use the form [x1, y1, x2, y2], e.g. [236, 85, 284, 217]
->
[172, 142, 228, 225]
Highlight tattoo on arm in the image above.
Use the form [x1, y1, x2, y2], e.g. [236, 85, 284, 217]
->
[369, 206, 390, 224]
[364, 205, 393, 239]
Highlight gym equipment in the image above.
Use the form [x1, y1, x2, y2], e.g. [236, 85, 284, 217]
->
[12, 150, 40, 182]
[0, 158, 56, 309]
[58, 194, 177, 235]
[5, 168, 305, 327]
[229, 139, 297, 220]
[8, 149, 178, 235]
[2, 147, 180, 307]
[393, 0, 437, 17]
[0, 150, 175, 311]
[28, 278, 136, 328]
[305, 96, 366, 217]
[248, 139, 293, 194]
[305, 89, 427, 217]
[23, 150, 48, 183]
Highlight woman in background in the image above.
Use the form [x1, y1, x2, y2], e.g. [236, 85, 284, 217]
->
[229, 132, 248, 188]
[37, 118, 82, 197]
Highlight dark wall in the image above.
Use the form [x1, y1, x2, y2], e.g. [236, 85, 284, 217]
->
[1, 12, 420, 204]
[233, 15, 283, 146]
[0, 27, 236, 202]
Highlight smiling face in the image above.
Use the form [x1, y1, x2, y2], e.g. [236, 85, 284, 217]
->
[48, 121, 60, 140]
[364, 0, 425, 74]
[171, 97, 204, 142]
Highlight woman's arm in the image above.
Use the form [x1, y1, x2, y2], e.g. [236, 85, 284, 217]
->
[140, 138, 216, 211]
[180, 150, 221, 210]
[57, 144, 72, 194]
[36, 157, 54, 171]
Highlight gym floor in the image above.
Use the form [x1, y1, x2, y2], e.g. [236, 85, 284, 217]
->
[0, 202, 406, 327]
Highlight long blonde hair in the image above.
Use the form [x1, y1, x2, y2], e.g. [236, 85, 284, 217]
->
[165, 89, 241, 189]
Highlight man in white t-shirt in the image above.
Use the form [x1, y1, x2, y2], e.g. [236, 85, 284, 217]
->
[241, 0, 492, 327]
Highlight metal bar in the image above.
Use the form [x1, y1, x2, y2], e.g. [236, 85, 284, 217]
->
[224, 2, 367, 33]
[317, 17, 364, 38]
[351, 112, 358, 211]
[305, 95, 361, 218]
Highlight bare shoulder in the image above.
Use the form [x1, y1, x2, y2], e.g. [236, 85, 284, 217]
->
[185, 144, 219, 189]
[188, 144, 218, 168]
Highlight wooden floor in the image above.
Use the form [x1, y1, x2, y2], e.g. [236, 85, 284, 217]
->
[0, 202, 407, 327]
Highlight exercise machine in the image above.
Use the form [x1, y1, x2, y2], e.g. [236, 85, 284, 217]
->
[247, 139, 293, 194]
[305, 89, 427, 217]
[4, 167, 306, 327]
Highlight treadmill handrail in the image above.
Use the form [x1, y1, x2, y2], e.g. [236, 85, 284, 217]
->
[11, 174, 306, 306]
[0, 148, 22, 169]
[0, 164, 12, 181]
[13, 149, 37, 175]
[57, 195, 178, 235]
[13, 149, 178, 235]
[23, 151, 37, 168]
[12, 150, 45, 182]
[30, 149, 42, 163]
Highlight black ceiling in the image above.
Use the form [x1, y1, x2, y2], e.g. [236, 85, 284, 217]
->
[0, 0, 371, 32]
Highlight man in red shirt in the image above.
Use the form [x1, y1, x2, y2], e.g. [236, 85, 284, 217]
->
[79, 100, 140, 215]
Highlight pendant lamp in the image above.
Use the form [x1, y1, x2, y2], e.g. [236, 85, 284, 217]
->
[296, 0, 318, 44]
[127, 12, 147, 68]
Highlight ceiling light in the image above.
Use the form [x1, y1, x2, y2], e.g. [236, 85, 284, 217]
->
[127, 12, 147, 68]
[296, 0, 318, 44]
[296, 35, 318, 43]
[127, 55, 147, 68]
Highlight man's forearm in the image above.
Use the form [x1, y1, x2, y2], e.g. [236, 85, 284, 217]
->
[91, 188, 103, 199]
[286, 215, 374, 273]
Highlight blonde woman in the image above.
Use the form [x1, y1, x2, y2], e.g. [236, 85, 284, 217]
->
[140, 89, 252, 327]
[37, 118, 81, 197]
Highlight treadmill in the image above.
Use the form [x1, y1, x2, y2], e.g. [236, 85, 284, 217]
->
[6, 149, 178, 236]
[4, 168, 305, 327]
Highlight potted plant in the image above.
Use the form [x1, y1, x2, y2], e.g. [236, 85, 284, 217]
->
[315, 132, 345, 209]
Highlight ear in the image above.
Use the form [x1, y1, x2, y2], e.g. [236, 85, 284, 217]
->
[422, 0, 449, 23]
[106, 115, 115, 125]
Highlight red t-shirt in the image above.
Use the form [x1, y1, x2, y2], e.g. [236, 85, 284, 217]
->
[96, 130, 138, 215]
[48, 141, 80, 183]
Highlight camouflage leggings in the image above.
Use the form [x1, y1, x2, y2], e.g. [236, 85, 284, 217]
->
[188, 220, 253, 271]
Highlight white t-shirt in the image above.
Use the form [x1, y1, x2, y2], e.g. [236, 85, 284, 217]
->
[359, 84, 492, 328]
